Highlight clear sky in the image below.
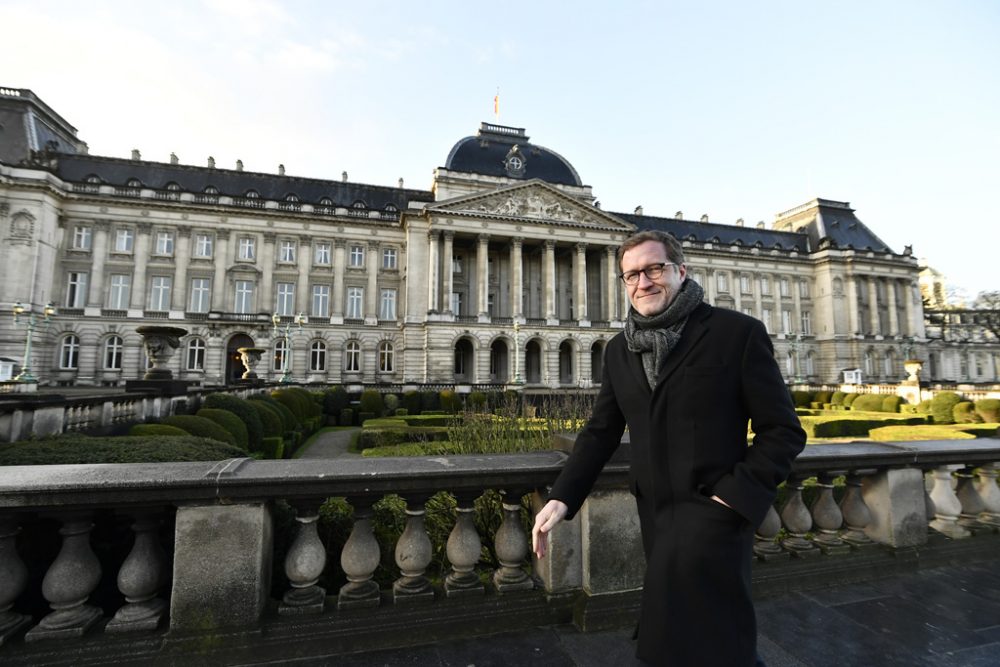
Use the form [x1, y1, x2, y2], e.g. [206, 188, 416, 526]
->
[3, 0, 997, 298]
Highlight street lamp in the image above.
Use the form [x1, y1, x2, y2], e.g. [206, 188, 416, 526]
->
[787, 332, 802, 385]
[11, 301, 56, 383]
[512, 321, 522, 384]
[272, 312, 304, 384]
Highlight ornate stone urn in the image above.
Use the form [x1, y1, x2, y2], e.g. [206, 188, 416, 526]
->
[237, 347, 266, 380]
[135, 326, 187, 380]
[903, 359, 923, 383]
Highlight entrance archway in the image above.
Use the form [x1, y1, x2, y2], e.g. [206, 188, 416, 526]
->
[525, 340, 542, 384]
[226, 333, 255, 384]
[490, 339, 509, 383]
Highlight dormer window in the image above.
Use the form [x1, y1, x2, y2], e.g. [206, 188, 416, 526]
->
[285, 193, 299, 202]
[204, 186, 219, 194]
[166, 182, 181, 191]
[126, 178, 142, 188]
[352, 201, 366, 209]
[384, 204, 398, 212]
[86, 175, 101, 184]
[319, 197, 333, 206]
[246, 190, 260, 198]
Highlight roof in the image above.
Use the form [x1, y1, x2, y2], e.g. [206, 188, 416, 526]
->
[614, 212, 809, 252]
[775, 199, 895, 253]
[444, 123, 583, 186]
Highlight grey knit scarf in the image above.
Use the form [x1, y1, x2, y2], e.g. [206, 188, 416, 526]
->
[624, 279, 705, 389]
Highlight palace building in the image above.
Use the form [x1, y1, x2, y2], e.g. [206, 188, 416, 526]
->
[1, 86, 996, 389]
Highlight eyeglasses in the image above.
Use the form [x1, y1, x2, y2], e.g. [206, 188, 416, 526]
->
[619, 262, 677, 286]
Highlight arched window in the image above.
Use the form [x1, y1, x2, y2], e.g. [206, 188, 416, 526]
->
[884, 349, 896, 378]
[805, 352, 815, 378]
[60, 334, 80, 369]
[285, 193, 299, 202]
[591, 341, 605, 384]
[378, 341, 394, 373]
[785, 351, 795, 378]
[186, 338, 206, 371]
[352, 200, 367, 209]
[319, 197, 334, 206]
[204, 185, 219, 194]
[126, 178, 142, 188]
[864, 350, 875, 377]
[274, 338, 289, 372]
[246, 190, 260, 199]
[166, 182, 181, 191]
[310, 340, 327, 372]
[344, 340, 361, 372]
[85, 174, 101, 184]
[103, 335, 123, 370]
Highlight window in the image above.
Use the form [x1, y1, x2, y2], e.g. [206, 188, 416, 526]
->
[149, 276, 172, 311]
[740, 274, 752, 295]
[279, 240, 296, 263]
[349, 245, 364, 267]
[451, 292, 462, 315]
[115, 229, 134, 253]
[800, 311, 812, 336]
[780, 278, 790, 297]
[805, 353, 815, 377]
[314, 242, 331, 265]
[864, 351, 875, 376]
[60, 334, 80, 369]
[189, 278, 211, 313]
[276, 282, 295, 316]
[379, 288, 397, 320]
[761, 308, 772, 331]
[781, 310, 792, 334]
[65, 272, 88, 308]
[488, 293, 495, 316]
[311, 285, 330, 318]
[186, 338, 206, 371]
[72, 225, 92, 250]
[452, 255, 463, 273]
[760, 276, 771, 296]
[716, 272, 729, 293]
[155, 231, 174, 255]
[741, 306, 754, 318]
[799, 281, 810, 298]
[344, 340, 361, 372]
[238, 236, 256, 260]
[382, 247, 397, 269]
[235, 280, 255, 313]
[194, 234, 213, 258]
[347, 287, 363, 319]
[109, 274, 131, 309]
[273, 338, 289, 372]
[378, 341, 394, 372]
[103, 335, 123, 370]
[309, 340, 327, 372]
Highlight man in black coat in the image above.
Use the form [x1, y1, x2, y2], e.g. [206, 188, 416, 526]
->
[532, 230, 805, 666]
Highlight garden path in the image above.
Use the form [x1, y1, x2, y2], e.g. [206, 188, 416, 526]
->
[296, 427, 361, 459]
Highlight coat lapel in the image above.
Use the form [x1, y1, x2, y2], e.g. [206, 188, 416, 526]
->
[654, 303, 712, 388]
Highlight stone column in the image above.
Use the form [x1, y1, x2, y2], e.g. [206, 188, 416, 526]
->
[477, 234, 489, 319]
[172, 225, 192, 311]
[574, 243, 589, 324]
[365, 241, 380, 325]
[445, 493, 484, 597]
[87, 221, 109, 307]
[543, 240, 556, 324]
[792, 276, 802, 333]
[280, 502, 326, 615]
[510, 237, 523, 319]
[846, 275, 859, 334]
[130, 223, 152, 309]
[212, 231, 230, 310]
[604, 246, 617, 322]
[261, 232, 276, 314]
[861, 467, 928, 547]
[868, 277, 880, 335]
[332, 240, 346, 321]
[0, 518, 31, 645]
[733, 274, 743, 312]
[705, 268, 716, 304]
[903, 280, 915, 336]
[442, 231, 455, 314]
[296, 235, 311, 315]
[426, 231, 440, 313]
[106, 510, 169, 632]
[753, 272, 764, 322]
[887, 279, 899, 336]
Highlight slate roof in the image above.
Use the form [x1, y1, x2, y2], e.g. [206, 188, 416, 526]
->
[804, 203, 895, 253]
[444, 124, 583, 187]
[614, 212, 810, 252]
[53, 154, 435, 210]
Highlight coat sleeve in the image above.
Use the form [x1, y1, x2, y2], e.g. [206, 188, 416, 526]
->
[547, 360, 628, 521]
[712, 319, 806, 527]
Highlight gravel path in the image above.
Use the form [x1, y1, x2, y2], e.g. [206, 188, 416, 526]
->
[295, 427, 362, 459]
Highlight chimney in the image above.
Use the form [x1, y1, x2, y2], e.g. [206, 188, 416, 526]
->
[398, 178, 404, 188]
[131, 149, 141, 160]
[342, 171, 348, 182]
[634, 205, 643, 215]
[207, 156, 215, 168]
[278, 164, 285, 176]
[674, 211, 683, 219]
[736, 218, 744, 226]
[756, 221, 765, 229]
[236, 159, 244, 172]
[594, 200, 601, 209]
[170, 152, 179, 165]
[700, 214, 709, 223]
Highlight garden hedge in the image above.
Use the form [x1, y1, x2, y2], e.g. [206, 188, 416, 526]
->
[359, 390, 384, 417]
[162, 415, 237, 446]
[197, 408, 250, 450]
[975, 398, 1000, 423]
[203, 393, 264, 450]
[248, 399, 284, 438]
[953, 401, 981, 424]
[0, 434, 245, 465]
[128, 423, 190, 437]
[931, 391, 962, 424]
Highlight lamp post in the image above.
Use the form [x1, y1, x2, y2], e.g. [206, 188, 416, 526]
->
[512, 321, 522, 384]
[787, 332, 802, 385]
[272, 312, 304, 384]
[11, 301, 56, 383]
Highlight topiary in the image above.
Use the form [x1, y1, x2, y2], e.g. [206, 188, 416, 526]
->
[383, 393, 399, 414]
[360, 390, 385, 417]
[468, 391, 487, 411]
[439, 389, 457, 413]
[975, 398, 1000, 423]
[323, 386, 350, 416]
[203, 393, 264, 450]
[843, 393, 859, 409]
[953, 401, 982, 424]
[420, 390, 440, 413]
[403, 391, 421, 415]
[917, 399, 934, 414]
[272, 389, 308, 422]
[161, 415, 237, 446]
[850, 394, 883, 412]
[789, 391, 813, 408]
[129, 423, 189, 437]
[196, 408, 250, 450]
[260, 436, 285, 459]
[0, 434, 245, 465]
[247, 399, 284, 438]
[252, 394, 297, 431]
[813, 391, 833, 405]
[831, 391, 846, 406]
[881, 396, 904, 413]
[340, 408, 355, 426]
[930, 391, 962, 424]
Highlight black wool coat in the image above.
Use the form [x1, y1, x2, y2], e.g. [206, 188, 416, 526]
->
[549, 302, 806, 667]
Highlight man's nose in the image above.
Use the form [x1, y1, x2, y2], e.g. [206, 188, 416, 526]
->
[636, 270, 654, 287]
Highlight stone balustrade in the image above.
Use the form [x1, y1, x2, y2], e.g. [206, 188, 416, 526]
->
[0, 438, 999, 664]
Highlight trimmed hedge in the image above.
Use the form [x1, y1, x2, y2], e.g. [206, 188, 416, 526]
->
[882, 396, 903, 413]
[340, 408, 355, 427]
[420, 391, 441, 413]
[162, 415, 237, 446]
[440, 389, 458, 413]
[384, 393, 399, 414]
[359, 390, 384, 417]
[798, 415, 926, 438]
[260, 436, 285, 459]
[790, 391, 812, 408]
[850, 395, 885, 412]
[0, 434, 245, 465]
[976, 398, 1000, 423]
[403, 391, 421, 415]
[831, 392, 846, 406]
[868, 425, 976, 442]
[204, 393, 264, 450]
[248, 399, 284, 438]
[197, 408, 250, 450]
[129, 423, 190, 437]
[323, 386, 350, 416]
[953, 401, 982, 424]
[361, 441, 466, 457]
[843, 393, 859, 408]
[931, 391, 962, 424]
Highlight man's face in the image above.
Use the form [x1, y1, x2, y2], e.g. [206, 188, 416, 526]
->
[621, 240, 687, 317]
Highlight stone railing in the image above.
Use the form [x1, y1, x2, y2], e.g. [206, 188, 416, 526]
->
[1, 438, 999, 664]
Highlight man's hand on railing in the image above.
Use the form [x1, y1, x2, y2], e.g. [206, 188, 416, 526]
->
[531, 499, 568, 560]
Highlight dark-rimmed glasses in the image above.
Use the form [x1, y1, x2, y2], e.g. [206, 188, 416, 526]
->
[619, 262, 677, 286]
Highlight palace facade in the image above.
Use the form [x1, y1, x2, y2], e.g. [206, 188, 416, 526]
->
[1, 87, 997, 389]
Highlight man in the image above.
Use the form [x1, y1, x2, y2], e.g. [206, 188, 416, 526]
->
[532, 230, 805, 666]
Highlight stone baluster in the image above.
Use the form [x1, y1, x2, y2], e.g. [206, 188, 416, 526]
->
[393, 495, 434, 604]
[445, 492, 484, 597]
[0, 517, 31, 646]
[810, 472, 850, 554]
[839, 470, 874, 547]
[753, 505, 787, 561]
[106, 510, 169, 632]
[25, 514, 103, 641]
[974, 463, 1000, 529]
[928, 465, 970, 539]
[779, 476, 817, 557]
[493, 490, 533, 593]
[280, 502, 327, 615]
[955, 467, 989, 533]
[338, 498, 380, 609]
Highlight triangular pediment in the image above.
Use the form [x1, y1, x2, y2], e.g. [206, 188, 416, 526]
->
[426, 180, 634, 231]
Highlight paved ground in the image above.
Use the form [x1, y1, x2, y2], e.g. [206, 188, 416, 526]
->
[295, 427, 361, 459]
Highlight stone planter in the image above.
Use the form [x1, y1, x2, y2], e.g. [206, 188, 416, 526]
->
[237, 347, 266, 380]
[135, 326, 188, 381]
[903, 359, 923, 383]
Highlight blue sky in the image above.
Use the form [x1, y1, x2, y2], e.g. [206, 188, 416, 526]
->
[2, 0, 997, 297]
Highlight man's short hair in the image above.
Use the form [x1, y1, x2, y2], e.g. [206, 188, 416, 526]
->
[616, 230, 685, 271]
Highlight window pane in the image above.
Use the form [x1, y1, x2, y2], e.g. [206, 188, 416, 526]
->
[314, 243, 331, 265]
[235, 280, 255, 313]
[115, 229, 134, 252]
[190, 278, 211, 312]
[66, 272, 88, 308]
[276, 283, 295, 316]
[379, 289, 396, 320]
[195, 234, 213, 258]
[109, 274, 131, 309]
[312, 285, 330, 317]
[310, 341, 326, 371]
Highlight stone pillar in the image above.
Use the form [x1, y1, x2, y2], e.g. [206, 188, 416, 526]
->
[574, 243, 589, 324]
[296, 235, 311, 315]
[393, 495, 434, 603]
[531, 492, 582, 594]
[171, 225, 191, 311]
[904, 281, 916, 336]
[0, 518, 31, 646]
[280, 502, 326, 615]
[442, 231, 455, 314]
[338, 498, 380, 609]
[753, 273, 764, 322]
[130, 223, 152, 309]
[929, 465, 971, 538]
[868, 277, 880, 335]
[106, 510, 169, 632]
[543, 240, 557, 324]
[792, 277, 802, 333]
[477, 233, 489, 319]
[604, 246, 617, 322]
[212, 231, 230, 310]
[261, 232, 276, 314]
[426, 231, 440, 313]
[493, 490, 533, 593]
[705, 268, 716, 304]
[87, 221, 109, 307]
[365, 241, 379, 325]
[861, 467, 928, 547]
[332, 240, 346, 321]
[170, 503, 273, 631]
[445, 493, 484, 597]
[846, 275, 859, 334]
[510, 237, 523, 319]
[887, 279, 899, 336]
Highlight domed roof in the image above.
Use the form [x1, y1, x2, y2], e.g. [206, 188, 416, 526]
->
[444, 123, 582, 186]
